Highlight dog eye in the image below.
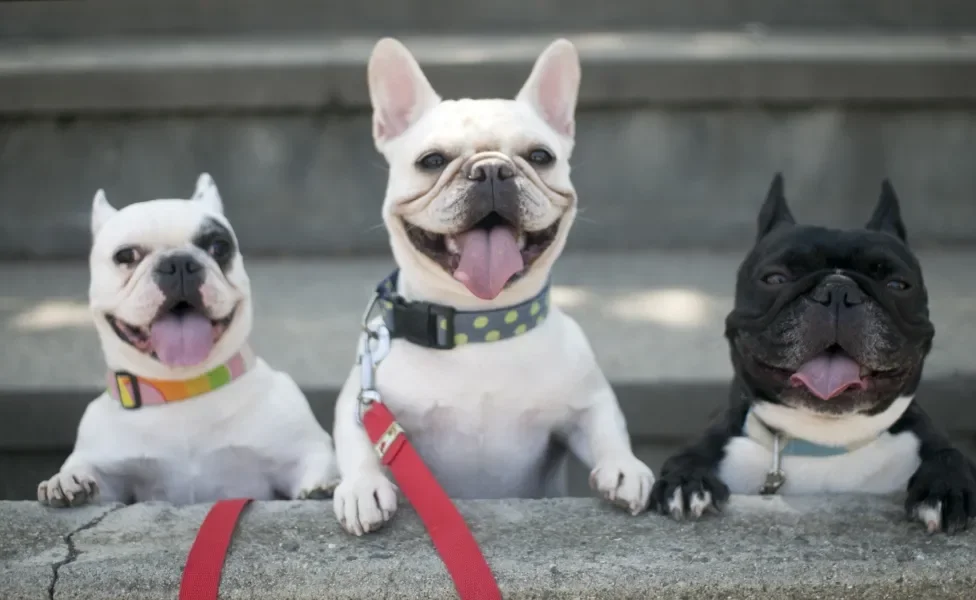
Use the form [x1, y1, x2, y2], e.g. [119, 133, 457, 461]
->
[417, 152, 447, 171]
[208, 239, 232, 260]
[113, 247, 143, 267]
[527, 148, 554, 166]
[886, 279, 910, 291]
[761, 272, 789, 285]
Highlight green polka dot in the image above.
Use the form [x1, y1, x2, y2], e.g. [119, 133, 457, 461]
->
[439, 318, 447, 330]
[537, 316, 544, 326]
[504, 310, 518, 324]
[514, 324, 528, 335]
[530, 302, 540, 316]
[485, 330, 501, 342]
[454, 333, 469, 345]
[382, 300, 394, 310]
[473, 316, 489, 329]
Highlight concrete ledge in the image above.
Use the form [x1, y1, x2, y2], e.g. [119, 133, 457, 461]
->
[2, 496, 976, 599]
[3, 32, 976, 113]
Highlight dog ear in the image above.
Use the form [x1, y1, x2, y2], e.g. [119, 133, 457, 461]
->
[865, 179, 908, 243]
[91, 189, 118, 237]
[756, 173, 796, 241]
[516, 39, 580, 138]
[367, 37, 441, 147]
[191, 173, 223, 214]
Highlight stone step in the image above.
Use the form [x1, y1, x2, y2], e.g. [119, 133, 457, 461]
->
[4, 0, 976, 37]
[3, 32, 976, 257]
[4, 31, 976, 114]
[2, 250, 974, 453]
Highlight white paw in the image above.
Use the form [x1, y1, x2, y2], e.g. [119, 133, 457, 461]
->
[666, 487, 715, 520]
[37, 471, 99, 508]
[913, 501, 943, 534]
[589, 456, 655, 515]
[333, 473, 398, 536]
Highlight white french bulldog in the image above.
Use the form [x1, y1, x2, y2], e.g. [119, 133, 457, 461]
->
[37, 174, 339, 507]
[332, 37, 654, 535]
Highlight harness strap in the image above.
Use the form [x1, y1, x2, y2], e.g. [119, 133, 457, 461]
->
[179, 498, 252, 600]
[363, 401, 503, 600]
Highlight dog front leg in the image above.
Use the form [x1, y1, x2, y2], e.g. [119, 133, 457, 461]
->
[37, 452, 118, 507]
[266, 375, 341, 500]
[891, 402, 976, 534]
[331, 372, 398, 536]
[565, 372, 654, 515]
[38, 405, 129, 506]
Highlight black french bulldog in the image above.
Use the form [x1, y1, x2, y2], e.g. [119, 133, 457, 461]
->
[650, 174, 976, 534]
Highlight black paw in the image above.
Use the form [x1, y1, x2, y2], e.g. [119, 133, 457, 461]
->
[905, 449, 976, 535]
[649, 466, 730, 520]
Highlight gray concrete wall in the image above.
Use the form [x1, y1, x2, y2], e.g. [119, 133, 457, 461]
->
[3, 496, 976, 599]
[3, 107, 976, 259]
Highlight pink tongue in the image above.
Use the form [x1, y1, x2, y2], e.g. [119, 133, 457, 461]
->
[790, 353, 865, 400]
[453, 226, 525, 300]
[149, 312, 215, 367]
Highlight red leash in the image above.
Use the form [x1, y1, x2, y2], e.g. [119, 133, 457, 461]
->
[363, 401, 503, 600]
[175, 403, 501, 600]
[179, 498, 252, 600]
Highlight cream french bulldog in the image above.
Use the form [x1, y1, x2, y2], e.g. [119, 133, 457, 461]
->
[332, 38, 654, 535]
[37, 174, 338, 506]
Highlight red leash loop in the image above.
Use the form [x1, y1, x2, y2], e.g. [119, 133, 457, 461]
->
[179, 498, 252, 600]
[363, 401, 503, 600]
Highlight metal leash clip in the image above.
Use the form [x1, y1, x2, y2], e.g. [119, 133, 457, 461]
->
[357, 293, 391, 422]
[759, 434, 786, 495]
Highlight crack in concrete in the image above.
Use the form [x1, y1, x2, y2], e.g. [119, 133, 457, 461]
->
[47, 505, 124, 600]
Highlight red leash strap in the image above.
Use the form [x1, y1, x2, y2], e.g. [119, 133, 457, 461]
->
[179, 498, 252, 600]
[363, 402, 502, 600]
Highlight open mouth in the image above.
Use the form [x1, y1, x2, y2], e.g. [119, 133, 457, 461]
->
[405, 212, 560, 300]
[788, 345, 871, 400]
[106, 301, 236, 368]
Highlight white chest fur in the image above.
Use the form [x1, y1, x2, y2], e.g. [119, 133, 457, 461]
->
[719, 396, 921, 495]
[372, 308, 597, 499]
[73, 360, 332, 504]
[719, 431, 921, 495]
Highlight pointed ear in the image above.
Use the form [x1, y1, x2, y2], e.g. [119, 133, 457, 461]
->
[91, 189, 118, 237]
[367, 37, 441, 147]
[865, 179, 908, 243]
[756, 173, 796, 241]
[191, 172, 223, 214]
[516, 39, 581, 138]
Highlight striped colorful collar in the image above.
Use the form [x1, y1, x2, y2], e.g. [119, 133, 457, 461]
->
[373, 269, 551, 349]
[108, 347, 255, 409]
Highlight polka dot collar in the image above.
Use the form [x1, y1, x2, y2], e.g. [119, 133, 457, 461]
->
[374, 270, 551, 349]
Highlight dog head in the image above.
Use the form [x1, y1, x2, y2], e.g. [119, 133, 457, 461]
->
[88, 174, 252, 379]
[726, 174, 934, 417]
[367, 37, 580, 305]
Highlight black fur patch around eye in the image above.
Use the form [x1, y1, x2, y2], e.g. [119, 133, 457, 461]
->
[192, 217, 237, 272]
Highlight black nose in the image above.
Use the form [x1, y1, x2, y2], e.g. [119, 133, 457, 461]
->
[811, 275, 865, 308]
[467, 161, 515, 182]
[154, 253, 204, 299]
